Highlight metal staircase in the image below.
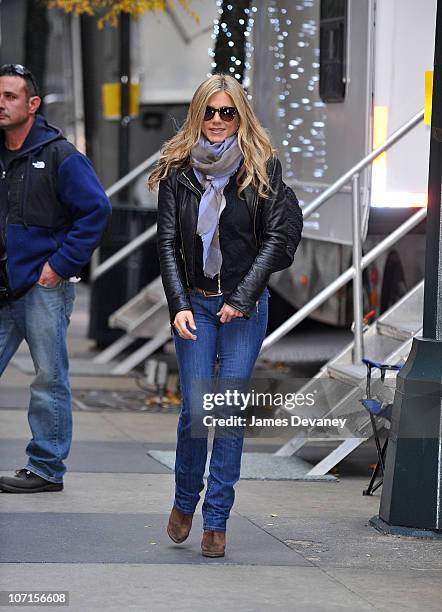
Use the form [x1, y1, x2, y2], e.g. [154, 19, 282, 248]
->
[93, 276, 172, 375]
[274, 281, 424, 475]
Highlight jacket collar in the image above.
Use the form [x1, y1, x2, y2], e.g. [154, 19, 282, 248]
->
[0, 115, 64, 160]
[177, 166, 203, 196]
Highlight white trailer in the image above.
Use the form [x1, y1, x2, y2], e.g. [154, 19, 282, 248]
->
[250, 0, 435, 325]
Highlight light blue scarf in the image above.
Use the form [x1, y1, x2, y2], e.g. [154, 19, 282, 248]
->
[190, 135, 243, 278]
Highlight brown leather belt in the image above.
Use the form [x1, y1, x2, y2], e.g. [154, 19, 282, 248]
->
[194, 287, 223, 297]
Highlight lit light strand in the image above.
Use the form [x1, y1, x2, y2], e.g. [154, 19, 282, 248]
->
[251, 0, 327, 185]
[208, 1, 329, 190]
[208, 0, 253, 82]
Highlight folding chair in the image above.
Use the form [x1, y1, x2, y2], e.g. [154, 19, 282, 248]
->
[360, 358, 404, 496]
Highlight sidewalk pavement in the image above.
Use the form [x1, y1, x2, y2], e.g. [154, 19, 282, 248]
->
[1, 285, 441, 612]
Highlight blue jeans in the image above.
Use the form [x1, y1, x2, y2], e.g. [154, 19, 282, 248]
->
[173, 287, 269, 531]
[0, 281, 76, 482]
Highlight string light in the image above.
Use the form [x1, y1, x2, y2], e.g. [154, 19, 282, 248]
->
[243, 0, 328, 188]
[207, 1, 328, 190]
[208, 0, 253, 82]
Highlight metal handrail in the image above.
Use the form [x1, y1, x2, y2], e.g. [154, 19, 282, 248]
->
[261, 108, 425, 358]
[91, 150, 160, 281]
[91, 224, 158, 282]
[302, 109, 424, 219]
[106, 150, 160, 199]
[261, 207, 427, 352]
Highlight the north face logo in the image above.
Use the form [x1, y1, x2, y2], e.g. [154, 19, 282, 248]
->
[32, 161, 45, 169]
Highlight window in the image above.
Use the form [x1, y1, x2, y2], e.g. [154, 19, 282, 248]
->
[319, 0, 347, 102]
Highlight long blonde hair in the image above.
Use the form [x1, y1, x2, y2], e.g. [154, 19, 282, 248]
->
[148, 74, 275, 198]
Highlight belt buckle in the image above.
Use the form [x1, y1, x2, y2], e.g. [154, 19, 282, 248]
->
[200, 288, 221, 297]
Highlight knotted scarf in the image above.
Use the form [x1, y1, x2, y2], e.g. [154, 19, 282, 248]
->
[190, 134, 243, 278]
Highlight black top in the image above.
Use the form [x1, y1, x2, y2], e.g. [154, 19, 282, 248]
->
[0, 145, 20, 257]
[193, 169, 258, 295]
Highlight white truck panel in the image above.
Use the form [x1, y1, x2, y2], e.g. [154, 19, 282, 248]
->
[135, 1, 218, 104]
[372, 0, 436, 206]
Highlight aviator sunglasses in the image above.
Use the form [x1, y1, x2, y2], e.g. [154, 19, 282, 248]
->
[204, 105, 238, 122]
[0, 63, 39, 96]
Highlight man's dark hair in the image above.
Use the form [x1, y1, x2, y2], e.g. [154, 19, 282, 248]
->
[0, 64, 39, 97]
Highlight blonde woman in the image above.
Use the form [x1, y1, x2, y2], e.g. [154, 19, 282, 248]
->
[149, 74, 302, 557]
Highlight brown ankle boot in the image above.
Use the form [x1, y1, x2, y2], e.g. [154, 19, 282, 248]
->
[167, 506, 193, 543]
[201, 530, 226, 557]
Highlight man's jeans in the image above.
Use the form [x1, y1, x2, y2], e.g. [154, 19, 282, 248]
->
[173, 288, 269, 532]
[0, 281, 76, 483]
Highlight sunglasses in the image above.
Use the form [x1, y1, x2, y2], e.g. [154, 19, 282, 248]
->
[204, 105, 238, 122]
[0, 64, 39, 95]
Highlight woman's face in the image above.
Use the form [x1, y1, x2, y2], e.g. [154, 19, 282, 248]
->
[201, 91, 239, 144]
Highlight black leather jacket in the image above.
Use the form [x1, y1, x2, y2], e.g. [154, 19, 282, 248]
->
[157, 156, 301, 322]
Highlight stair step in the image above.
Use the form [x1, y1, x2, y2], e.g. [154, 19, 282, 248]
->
[279, 371, 373, 439]
[327, 363, 367, 385]
[110, 303, 170, 338]
[328, 336, 413, 386]
[377, 319, 422, 340]
[108, 276, 169, 338]
[253, 283, 423, 473]
[280, 373, 356, 416]
[327, 332, 404, 370]
[376, 281, 423, 340]
[130, 308, 171, 338]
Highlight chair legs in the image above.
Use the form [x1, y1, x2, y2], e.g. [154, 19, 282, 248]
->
[363, 437, 388, 496]
[361, 360, 400, 498]
[370, 414, 386, 473]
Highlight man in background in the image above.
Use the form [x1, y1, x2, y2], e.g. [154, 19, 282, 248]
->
[0, 64, 111, 493]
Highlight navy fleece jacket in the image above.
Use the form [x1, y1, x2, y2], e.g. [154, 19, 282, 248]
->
[0, 116, 111, 294]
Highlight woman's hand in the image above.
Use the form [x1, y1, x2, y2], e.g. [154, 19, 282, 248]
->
[217, 303, 244, 323]
[173, 310, 197, 340]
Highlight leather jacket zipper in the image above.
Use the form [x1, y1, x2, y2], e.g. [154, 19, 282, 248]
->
[177, 209, 190, 287]
[179, 241, 190, 288]
[218, 205, 222, 294]
[182, 173, 202, 199]
[253, 192, 259, 247]
[1, 169, 7, 253]
[179, 172, 203, 289]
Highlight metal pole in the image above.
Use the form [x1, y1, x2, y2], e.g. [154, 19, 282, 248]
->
[375, 0, 442, 536]
[70, 15, 85, 152]
[423, 10, 442, 340]
[118, 12, 131, 197]
[351, 173, 364, 363]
